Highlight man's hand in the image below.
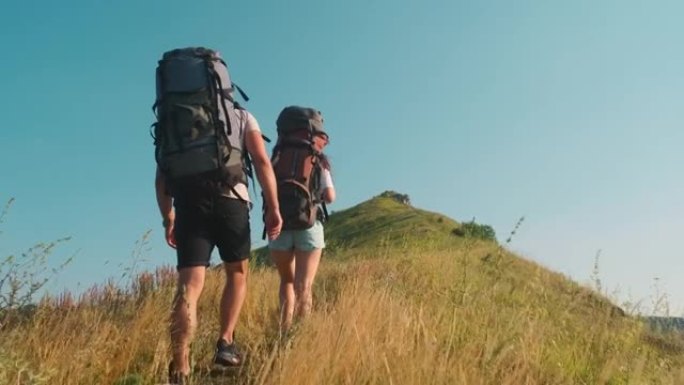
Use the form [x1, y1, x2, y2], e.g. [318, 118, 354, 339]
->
[264, 209, 283, 241]
[164, 218, 177, 249]
[245, 124, 282, 241]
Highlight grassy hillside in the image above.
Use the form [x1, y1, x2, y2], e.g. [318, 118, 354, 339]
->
[2, 193, 684, 384]
[324, 191, 463, 250]
[254, 191, 490, 263]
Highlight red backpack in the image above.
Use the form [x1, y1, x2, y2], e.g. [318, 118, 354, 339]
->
[268, 106, 330, 232]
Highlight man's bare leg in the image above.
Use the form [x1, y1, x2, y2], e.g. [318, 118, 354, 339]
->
[218, 259, 249, 343]
[170, 266, 206, 375]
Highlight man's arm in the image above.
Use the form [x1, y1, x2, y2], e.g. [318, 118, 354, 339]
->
[155, 167, 176, 248]
[245, 129, 282, 240]
[155, 167, 174, 222]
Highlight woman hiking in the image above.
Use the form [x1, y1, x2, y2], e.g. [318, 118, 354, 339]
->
[267, 106, 336, 333]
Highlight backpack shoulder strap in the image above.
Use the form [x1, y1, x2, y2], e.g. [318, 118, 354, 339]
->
[312, 163, 330, 223]
[320, 201, 329, 223]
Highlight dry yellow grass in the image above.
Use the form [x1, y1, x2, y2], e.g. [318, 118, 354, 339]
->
[2, 240, 683, 385]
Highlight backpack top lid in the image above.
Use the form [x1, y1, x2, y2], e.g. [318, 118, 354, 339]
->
[162, 46, 220, 60]
[276, 106, 326, 136]
[157, 46, 233, 97]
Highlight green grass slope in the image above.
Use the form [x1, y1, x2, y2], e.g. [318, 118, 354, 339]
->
[324, 191, 465, 250]
[255, 191, 483, 263]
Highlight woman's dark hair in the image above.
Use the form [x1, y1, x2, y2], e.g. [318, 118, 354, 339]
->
[319, 153, 331, 171]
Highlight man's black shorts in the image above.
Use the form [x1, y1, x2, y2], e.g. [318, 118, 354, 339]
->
[173, 194, 251, 269]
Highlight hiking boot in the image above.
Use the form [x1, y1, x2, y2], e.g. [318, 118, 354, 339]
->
[168, 361, 189, 385]
[213, 338, 242, 368]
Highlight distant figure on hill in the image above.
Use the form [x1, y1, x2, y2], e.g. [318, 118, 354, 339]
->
[266, 106, 336, 333]
[152, 47, 282, 384]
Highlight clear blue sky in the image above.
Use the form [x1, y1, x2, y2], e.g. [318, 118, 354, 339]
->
[1, 0, 682, 315]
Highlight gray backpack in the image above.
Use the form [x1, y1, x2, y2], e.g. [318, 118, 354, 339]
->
[152, 47, 249, 196]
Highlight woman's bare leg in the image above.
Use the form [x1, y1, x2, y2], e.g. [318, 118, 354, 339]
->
[271, 250, 296, 333]
[293, 249, 322, 320]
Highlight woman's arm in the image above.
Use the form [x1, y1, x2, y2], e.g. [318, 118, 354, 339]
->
[322, 187, 336, 204]
[320, 168, 336, 204]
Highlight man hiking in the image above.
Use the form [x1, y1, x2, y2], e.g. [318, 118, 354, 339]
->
[152, 47, 282, 384]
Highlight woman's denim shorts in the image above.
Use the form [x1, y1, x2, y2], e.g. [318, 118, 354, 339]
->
[268, 221, 325, 251]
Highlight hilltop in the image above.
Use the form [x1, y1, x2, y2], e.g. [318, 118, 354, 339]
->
[2, 192, 683, 384]
[324, 190, 462, 249]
